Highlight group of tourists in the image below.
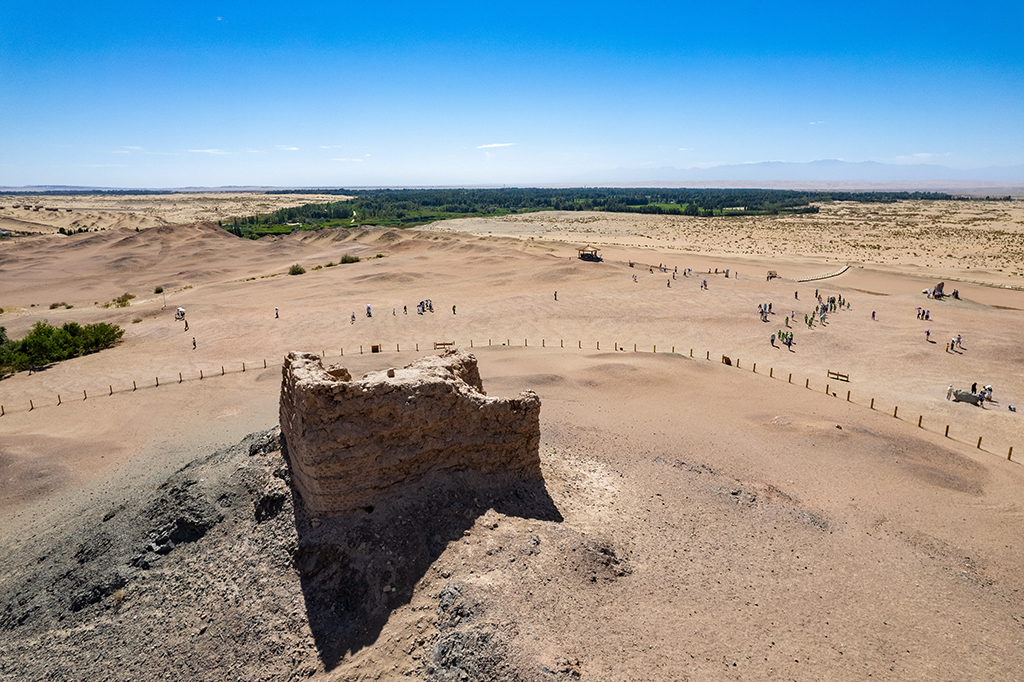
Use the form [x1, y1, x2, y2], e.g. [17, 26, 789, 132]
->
[770, 330, 794, 349]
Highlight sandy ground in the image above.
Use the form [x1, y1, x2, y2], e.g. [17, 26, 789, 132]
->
[0, 192, 347, 235]
[1, 199, 1023, 680]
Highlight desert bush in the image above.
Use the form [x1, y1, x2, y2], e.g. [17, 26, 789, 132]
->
[312, 264, 323, 270]
[0, 321, 124, 373]
[339, 254, 360, 264]
[113, 293, 135, 308]
[324, 261, 337, 267]
[288, 264, 306, 275]
[49, 302, 67, 309]
[132, 318, 142, 324]
[154, 286, 163, 294]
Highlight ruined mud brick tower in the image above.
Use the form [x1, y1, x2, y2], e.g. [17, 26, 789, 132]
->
[279, 349, 541, 516]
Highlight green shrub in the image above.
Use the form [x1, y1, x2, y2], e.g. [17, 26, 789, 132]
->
[339, 254, 360, 264]
[132, 318, 142, 324]
[312, 265, 323, 270]
[113, 293, 135, 307]
[49, 302, 67, 310]
[288, 264, 306, 275]
[0, 321, 124, 373]
[154, 286, 163, 294]
[324, 261, 337, 267]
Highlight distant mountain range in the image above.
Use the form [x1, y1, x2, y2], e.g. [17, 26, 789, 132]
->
[2, 160, 1023, 193]
[585, 159, 1024, 185]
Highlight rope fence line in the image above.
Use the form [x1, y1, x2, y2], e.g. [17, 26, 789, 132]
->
[797, 264, 850, 282]
[3, 339, 1015, 464]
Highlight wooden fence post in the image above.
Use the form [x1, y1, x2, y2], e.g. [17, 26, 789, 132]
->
[84, 390, 87, 400]
[57, 395, 61, 405]
[542, 339, 545, 347]
[156, 377, 159, 387]
[179, 372, 182, 383]
[870, 397, 874, 409]
[30, 400, 33, 410]
[561, 339, 563, 347]
[243, 362, 246, 372]
[597, 341, 600, 350]
[707, 351, 710, 360]
[690, 349, 693, 357]
[1009, 446, 1013, 461]
[221, 366, 224, 375]
[753, 362, 756, 373]
[525, 339, 528, 347]
[918, 415, 922, 427]
[945, 425, 949, 437]
[788, 373, 792, 383]
[893, 406, 898, 418]
[133, 381, 137, 391]
[672, 346, 675, 353]
[654, 345, 656, 353]
[200, 370, 203, 380]
[109, 385, 113, 395]
[805, 378, 809, 388]
[264, 359, 267, 368]
[826, 383, 829, 394]
[847, 390, 850, 401]
[977, 436, 982, 449]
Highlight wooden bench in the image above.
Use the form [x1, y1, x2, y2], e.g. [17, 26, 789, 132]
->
[827, 369, 849, 382]
[433, 341, 455, 350]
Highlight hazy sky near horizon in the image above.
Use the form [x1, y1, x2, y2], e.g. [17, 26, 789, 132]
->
[2, 1, 1022, 187]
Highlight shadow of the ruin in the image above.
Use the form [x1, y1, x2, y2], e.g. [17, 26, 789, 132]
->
[282, 437, 562, 670]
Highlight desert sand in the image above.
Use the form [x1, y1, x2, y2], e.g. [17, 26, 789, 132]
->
[1, 196, 1022, 681]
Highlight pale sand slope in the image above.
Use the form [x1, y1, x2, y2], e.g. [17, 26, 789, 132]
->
[0, 208, 1022, 680]
[0, 192, 348, 235]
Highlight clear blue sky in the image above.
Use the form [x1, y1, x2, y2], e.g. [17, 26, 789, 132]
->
[2, 1, 1021, 187]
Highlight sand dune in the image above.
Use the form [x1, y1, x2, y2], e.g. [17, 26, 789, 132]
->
[1, 200, 1022, 680]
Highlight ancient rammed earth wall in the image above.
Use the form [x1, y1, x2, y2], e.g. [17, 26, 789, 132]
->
[279, 349, 541, 516]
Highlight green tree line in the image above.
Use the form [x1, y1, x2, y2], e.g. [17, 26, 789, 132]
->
[222, 188, 957, 237]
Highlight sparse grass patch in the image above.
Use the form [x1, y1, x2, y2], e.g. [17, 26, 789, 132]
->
[49, 302, 67, 309]
[132, 317, 142, 323]
[288, 264, 306, 275]
[339, 254, 360, 264]
[113, 293, 135, 308]
[324, 261, 337, 267]
[312, 264, 323, 270]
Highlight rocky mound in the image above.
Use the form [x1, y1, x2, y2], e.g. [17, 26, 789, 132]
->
[0, 426, 573, 681]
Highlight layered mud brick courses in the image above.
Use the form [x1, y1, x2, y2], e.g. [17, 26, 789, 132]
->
[279, 349, 541, 516]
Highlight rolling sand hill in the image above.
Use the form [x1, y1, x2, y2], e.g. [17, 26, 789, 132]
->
[0, 202, 1022, 681]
